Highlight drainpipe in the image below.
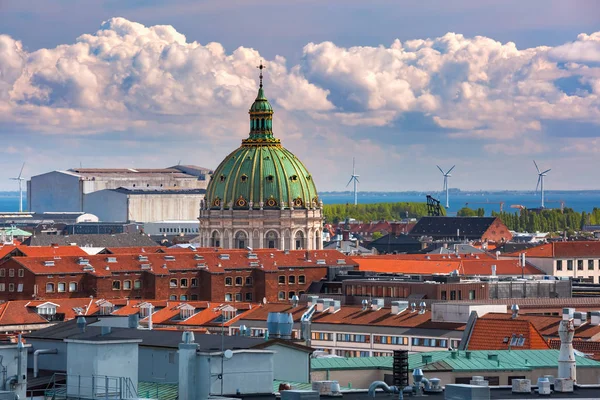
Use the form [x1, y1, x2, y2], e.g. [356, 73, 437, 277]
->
[34, 349, 58, 378]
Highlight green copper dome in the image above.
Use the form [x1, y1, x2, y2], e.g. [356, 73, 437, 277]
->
[205, 77, 319, 210]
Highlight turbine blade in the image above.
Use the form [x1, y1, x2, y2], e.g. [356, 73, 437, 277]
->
[533, 160, 540, 174]
[18, 162, 25, 179]
[355, 177, 360, 184]
[542, 169, 551, 174]
[436, 165, 444, 174]
[535, 176, 541, 193]
[346, 178, 354, 187]
[447, 165, 456, 174]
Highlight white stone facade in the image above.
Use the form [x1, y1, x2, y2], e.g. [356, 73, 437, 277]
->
[198, 200, 323, 250]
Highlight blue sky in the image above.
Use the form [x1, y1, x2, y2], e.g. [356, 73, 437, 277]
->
[0, 0, 599, 191]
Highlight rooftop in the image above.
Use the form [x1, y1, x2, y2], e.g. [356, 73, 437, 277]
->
[505, 241, 600, 258]
[410, 216, 505, 238]
[23, 233, 160, 247]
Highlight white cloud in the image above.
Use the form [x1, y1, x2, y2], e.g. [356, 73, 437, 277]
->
[1, 19, 600, 190]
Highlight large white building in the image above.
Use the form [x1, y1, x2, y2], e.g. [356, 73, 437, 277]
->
[27, 166, 211, 222]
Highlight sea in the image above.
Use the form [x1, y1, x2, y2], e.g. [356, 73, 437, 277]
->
[1, 191, 600, 217]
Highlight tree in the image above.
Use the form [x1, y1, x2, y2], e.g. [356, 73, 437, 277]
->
[372, 232, 383, 240]
[457, 207, 478, 217]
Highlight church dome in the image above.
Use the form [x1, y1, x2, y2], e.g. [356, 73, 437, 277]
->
[205, 65, 319, 210]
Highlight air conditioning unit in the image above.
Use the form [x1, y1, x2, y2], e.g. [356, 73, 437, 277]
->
[511, 379, 531, 393]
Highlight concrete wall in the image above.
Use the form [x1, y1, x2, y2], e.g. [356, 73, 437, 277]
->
[205, 350, 274, 395]
[138, 347, 178, 383]
[266, 343, 309, 383]
[83, 190, 128, 222]
[26, 338, 67, 373]
[29, 171, 82, 213]
[127, 193, 203, 222]
[65, 339, 140, 398]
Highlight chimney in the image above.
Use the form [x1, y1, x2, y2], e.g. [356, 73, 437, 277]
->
[148, 305, 154, 330]
[590, 311, 600, 326]
[178, 331, 202, 400]
[563, 308, 575, 321]
[557, 319, 576, 386]
[573, 312, 587, 327]
[491, 264, 497, 277]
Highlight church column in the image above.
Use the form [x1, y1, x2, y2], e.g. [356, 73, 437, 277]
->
[280, 230, 285, 251]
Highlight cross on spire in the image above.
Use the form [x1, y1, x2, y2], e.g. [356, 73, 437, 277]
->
[257, 61, 266, 88]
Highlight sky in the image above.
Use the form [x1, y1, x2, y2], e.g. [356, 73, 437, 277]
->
[0, 0, 600, 192]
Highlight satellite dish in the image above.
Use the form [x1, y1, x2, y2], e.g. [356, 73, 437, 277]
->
[223, 349, 233, 359]
[262, 297, 267, 305]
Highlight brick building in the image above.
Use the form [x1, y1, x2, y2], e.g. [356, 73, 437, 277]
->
[0, 248, 356, 303]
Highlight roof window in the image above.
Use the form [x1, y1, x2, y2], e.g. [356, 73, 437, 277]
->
[219, 254, 230, 260]
[140, 264, 152, 270]
[337, 259, 346, 265]
[106, 257, 117, 263]
[316, 259, 326, 265]
[44, 260, 55, 267]
[77, 258, 90, 265]
[194, 254, 204, 260]
[164, 255, 176, 261]
[138, 255, 149, 262]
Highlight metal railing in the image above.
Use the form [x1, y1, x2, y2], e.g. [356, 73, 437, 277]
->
[41, 372, 138, 399]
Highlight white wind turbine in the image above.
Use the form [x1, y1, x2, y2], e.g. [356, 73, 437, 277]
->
[534, 160, 551, 209]
[10, 162, 26, 212]
[346, 158, 360, 206]
[437, 165, 455, 209]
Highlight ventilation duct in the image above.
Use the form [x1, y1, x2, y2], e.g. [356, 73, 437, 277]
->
[391, 301, 408, 315]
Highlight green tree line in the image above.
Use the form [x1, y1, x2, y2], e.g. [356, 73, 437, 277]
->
[457, 206, 600, 233]
[323, 202, 445, 224]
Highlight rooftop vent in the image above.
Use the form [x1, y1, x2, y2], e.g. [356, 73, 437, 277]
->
[106, 257, 117, 263]
[574, 311, 587, 327]
[164, 255, 176, 261]
[371, 298, 384, 311]
[138, 255, 148, 262]
[219, 254, 230, 260]
[591, 311, 600, 326]
[410, 302, 417, 313]
[563, 307, 575, 320]
[316, 299, 335, 313]
[418, 301, 427, 314]
[361, 299, 369, 311]
[511, 304, 519, 319]
[391, 300, 408, 315]
[43, 260, 55, 267]
[307, 296, 319, 307]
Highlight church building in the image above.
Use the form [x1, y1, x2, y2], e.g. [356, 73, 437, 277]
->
[198, 65, 323, 250]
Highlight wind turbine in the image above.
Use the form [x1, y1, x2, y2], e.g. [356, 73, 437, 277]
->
[534, 160, 551, 208]
[346, 158, 360, 206]
[437, 165, 455, 209]
[10, 162, 25, 212]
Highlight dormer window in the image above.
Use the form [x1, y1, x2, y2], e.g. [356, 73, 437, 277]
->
[220, 175, 226, 182]
[139, 304, 153, 318]
[266, 175, 274, 182]
[37, 303, 57, 316]
[241, 174, 248, 182]
[290, 175, 298, 182]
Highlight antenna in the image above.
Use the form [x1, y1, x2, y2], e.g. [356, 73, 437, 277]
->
[345, 157, 360, 206]
[533, 160, 551, 209]
[9, 162, 26, 212]
[437, 165, 455, 209]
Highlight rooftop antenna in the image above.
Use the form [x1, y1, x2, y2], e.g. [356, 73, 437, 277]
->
[534, 160, 551, 209]
[437, 165, 455, 209]
[346, 157, 360, 206]
[9, 162, 26, 212]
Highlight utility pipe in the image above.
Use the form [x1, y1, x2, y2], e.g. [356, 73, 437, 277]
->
[368, 381, 398, 397]
[33, 349, 58, 378]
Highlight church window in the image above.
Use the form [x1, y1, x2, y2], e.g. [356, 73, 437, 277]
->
[241, 175, 248, 182]
[219, 175, 226, 182]
[290, 175, 298, 182]
[293, 198, 303, 207]
[307, 175, 312, 180]
[261, 118, 265, 130]
[266, 198, 278, 207]
[266, 175, 274, 182]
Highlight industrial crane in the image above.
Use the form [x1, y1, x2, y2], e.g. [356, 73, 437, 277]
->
[464, 201, 505, 212]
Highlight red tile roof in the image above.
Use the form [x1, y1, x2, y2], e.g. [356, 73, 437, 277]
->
[0, 298, 100, 327]
[241, 302, 465, 331]
[9, 249, 357, 276]
[548, 339, 600, 360]
[505, 241, 600, 259]
[481, 313, 600, 340]
[17, 246, 89, 257]
[467, 318, 550, 350]
[103, 246, 164, 254]
[353, 256, 544, 276]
